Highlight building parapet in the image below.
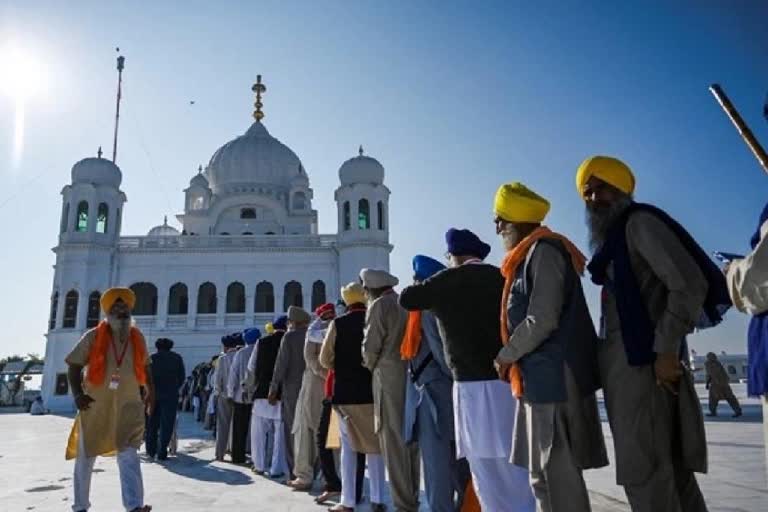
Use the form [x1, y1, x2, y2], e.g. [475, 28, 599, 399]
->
[117, 234, 337, 251]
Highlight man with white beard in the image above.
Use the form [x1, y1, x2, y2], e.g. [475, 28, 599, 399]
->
[577, 156, 730, 512]
[491, 183, 607, 512]
[65, 287, 154, 512]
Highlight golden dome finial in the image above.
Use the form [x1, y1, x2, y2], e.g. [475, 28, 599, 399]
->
[251, 75, 267, 122]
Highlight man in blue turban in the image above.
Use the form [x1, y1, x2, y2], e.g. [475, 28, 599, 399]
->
[402, 255, 471, 511]
[228, 329, 260, 464]
[401, 229, 534, 511]
[214, 333, 240, 461]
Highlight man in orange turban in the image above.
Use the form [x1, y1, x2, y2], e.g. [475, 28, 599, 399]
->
[492, 182, 607, 512]
[65, 286, 153, 512]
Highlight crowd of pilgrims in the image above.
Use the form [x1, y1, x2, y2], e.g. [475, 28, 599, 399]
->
[162, 155, 741, 512]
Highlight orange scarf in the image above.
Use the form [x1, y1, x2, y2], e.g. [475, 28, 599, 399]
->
[87, 320, 147, 387]
[500, 226, 586, 397]
[400, 310, 423, 360]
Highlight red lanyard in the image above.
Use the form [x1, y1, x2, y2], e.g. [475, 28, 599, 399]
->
[110, 334, 131, 369]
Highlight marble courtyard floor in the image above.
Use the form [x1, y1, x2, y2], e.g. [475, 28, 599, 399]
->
[1, 384, 765, 512]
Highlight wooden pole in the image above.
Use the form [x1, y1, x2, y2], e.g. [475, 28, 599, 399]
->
[709, 84, 768, 175]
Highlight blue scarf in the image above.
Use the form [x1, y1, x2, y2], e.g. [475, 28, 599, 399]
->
[748, 202, 768, 396]
[588, 203, 731, 366]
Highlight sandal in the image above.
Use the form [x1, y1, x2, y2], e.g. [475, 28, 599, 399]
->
[315, 490, 341, 504]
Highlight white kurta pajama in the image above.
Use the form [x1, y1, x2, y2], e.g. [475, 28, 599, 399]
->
[727, 218, 768, 480]
[454, 380, 534, 512]
[399, 260, 535, 512]
[246, 340, 286, 476]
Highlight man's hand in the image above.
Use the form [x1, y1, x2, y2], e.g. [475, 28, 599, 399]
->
[494, 357, 513, 382]
[143, 389, 155, 416]
[267, 391, 279, 406]
[75, 394, 95, 411]
[654, 352, 682, 394]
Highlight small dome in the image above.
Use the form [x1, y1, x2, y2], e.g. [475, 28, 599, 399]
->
[147, 217, 180, 237]
[190, 171, 209, 189]
[71, 156, 122, 187]
[339, 148, 384, 186]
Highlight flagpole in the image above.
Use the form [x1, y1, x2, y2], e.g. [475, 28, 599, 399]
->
[112, 52, 125, 164]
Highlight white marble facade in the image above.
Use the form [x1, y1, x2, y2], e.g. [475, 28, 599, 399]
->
[41, 90, 392, 411]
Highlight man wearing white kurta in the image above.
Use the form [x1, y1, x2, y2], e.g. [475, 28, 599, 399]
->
[400, 229, 534, 512]
[726, 203, 768, 481]
[246, 318, 288, 477]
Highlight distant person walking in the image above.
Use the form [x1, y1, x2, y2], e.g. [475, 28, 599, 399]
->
[704, 353, 742, 418]
[145, 338, 185, 460]
[64, 287, 153, 512]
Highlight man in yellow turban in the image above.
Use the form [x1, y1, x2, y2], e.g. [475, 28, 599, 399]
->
[65, 286, 153, 512]
[493, 182, 607, 512]
[576, 156, 728, 511]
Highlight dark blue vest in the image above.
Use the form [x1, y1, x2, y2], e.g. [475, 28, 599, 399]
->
[506, 239, 600, 403]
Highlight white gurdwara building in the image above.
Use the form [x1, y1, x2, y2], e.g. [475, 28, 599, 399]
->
[41, 79, 392, 411]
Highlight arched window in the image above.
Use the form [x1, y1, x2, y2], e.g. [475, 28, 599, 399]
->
[96, 203, 109, 234]
[358, 199, 370, 230]
[63, 290, 78, 328]
[197, 282, 217, 314]
[76, 201, 89, 232]
[242, 232, 253, 235]
[265, 231, 276, 235]
[226, 282, 246, 313]
[240, 208, 256, 219]
[49, 292, 59, 329]
[343, 201, 351, 231]
[168, 283, 189, 315]
[293, 192, 307, 210]
[86, 291, 101, 327]
[130, 283, 158, 315]
[727, 365, 737, 375]
[377, 201, 385, 230]
[255, 282, 275, 313]
[284, 281, 303, 310]
[311, 280, 326, 310]
[221, 232, 230, 236]
[60, 203, 69, 234]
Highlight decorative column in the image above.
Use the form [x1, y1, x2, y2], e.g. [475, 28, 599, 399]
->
[157, 286, 169, 329]
[216, 292, 226, 327]
[245, 291, 255, 327]
[303, 285, 312, 312]
[75, 288, 87, 330]
[187, 283, 198, 328]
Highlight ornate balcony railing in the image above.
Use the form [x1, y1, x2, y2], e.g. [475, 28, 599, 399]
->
[118, 234, 337, 251]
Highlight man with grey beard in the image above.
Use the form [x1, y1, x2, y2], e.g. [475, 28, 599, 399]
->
[65, 287, 154, 512]
[576, 156, 730, 512]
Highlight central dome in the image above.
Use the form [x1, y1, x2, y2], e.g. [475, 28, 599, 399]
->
[205, 122, 303, 195]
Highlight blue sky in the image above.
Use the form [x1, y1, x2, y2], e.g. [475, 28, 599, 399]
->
[0, 1, 766, 358]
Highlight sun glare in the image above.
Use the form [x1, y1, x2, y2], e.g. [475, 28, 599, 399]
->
[0, 45, 44, 102]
